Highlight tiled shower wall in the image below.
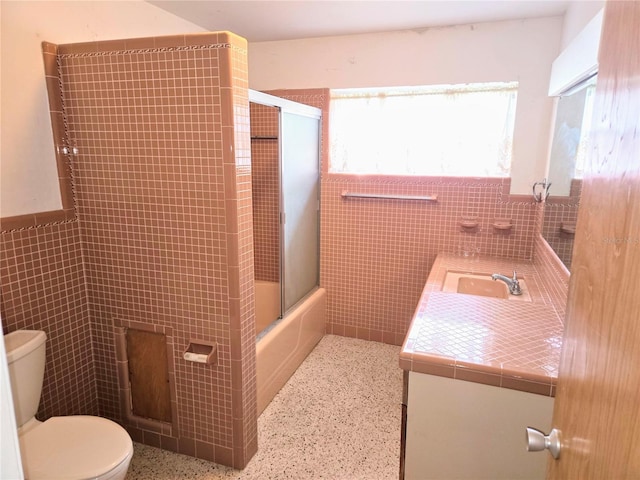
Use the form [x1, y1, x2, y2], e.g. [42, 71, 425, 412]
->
[34, 32, 254, 468]
[249, 103, 279, 283]
[270, 89, 539, 345]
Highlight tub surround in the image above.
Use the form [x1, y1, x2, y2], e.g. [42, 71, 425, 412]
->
[249, 91, 543, 349]
[254, 281, 282, 336]
[400, 253, 566, 396]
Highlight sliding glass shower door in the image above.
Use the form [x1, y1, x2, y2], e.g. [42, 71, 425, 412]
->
[281, 111, 320, 312]
[249, 90, 321, 327]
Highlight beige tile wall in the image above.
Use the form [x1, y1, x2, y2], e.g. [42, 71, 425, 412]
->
[0, 41, 270, 470]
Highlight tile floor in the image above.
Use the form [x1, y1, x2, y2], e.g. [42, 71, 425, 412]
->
[126, 335, 403, 479]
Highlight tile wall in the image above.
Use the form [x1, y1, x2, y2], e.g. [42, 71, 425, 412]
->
[249, 103, 280, 283]
[321, 176, 539, 344]
[542, 179, 581, 269]
[0, 222, 97, 418]
[225, 36, 258, 468]
[268, 89, 541, 346]
[533, 231, 570, 322]
[1, 60, 571, 474]
[1, 32, 256, 469]
[0, 41, 94, 423]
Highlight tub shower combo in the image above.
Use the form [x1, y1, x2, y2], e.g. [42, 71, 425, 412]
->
[249, 91, 326, 414]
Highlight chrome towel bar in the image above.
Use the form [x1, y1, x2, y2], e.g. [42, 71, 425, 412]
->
[340, 190, 438, 202]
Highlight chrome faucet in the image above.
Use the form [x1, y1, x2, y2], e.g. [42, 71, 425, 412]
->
[491, 270, 522, 296]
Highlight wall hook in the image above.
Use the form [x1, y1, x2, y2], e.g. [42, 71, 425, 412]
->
[532, 178, 551, 203]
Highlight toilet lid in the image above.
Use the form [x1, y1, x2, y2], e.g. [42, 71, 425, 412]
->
[20, 416, 133, 480]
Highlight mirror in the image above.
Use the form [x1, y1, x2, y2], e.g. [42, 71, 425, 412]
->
[542, 75, 596, 270]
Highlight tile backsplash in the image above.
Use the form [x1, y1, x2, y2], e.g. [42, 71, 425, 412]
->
[321, 175, 538, 344]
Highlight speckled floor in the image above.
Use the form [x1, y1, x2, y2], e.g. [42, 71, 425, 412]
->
[126, 335, 403, 479]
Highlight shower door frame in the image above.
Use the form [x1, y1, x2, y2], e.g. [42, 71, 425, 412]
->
[248, 90, 322, 320]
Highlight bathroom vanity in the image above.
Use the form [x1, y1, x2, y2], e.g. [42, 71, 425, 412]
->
[399, 253, 565, 479]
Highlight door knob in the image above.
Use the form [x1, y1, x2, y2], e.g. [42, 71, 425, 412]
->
[526, 427, 561, 459]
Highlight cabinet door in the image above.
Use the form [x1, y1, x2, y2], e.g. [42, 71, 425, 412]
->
[405, 373, 553, 479]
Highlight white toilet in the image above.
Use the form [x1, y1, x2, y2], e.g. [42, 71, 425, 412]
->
[5, 330, 133, 480]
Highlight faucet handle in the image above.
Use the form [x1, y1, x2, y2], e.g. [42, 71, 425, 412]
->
[511, 270, 522, 295]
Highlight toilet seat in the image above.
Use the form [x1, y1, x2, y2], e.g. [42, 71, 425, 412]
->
[19, 415, 133, 480]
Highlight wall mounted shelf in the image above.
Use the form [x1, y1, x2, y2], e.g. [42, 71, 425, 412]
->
[460, 216, 479, 229]
[492, 219, 513, 231]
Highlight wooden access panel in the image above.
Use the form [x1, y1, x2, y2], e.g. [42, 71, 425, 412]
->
[126, 329, 172, 423]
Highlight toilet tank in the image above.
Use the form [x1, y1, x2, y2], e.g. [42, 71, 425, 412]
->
[4, 330, 47, 429]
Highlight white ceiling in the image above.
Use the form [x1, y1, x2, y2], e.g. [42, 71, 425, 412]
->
[148, 0, 570, 42]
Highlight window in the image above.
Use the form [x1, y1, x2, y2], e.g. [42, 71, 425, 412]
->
[329, 82, 518, 176]
[573, 82, 596, 179]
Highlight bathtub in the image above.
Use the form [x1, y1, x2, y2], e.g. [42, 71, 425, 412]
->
[255, 283, 326, 415]
[255, 280, 282, 336]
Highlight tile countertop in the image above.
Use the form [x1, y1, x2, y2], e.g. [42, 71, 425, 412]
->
[400, 253, 565, 396]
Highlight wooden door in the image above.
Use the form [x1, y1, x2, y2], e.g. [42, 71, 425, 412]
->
[548, 1, 640, 477]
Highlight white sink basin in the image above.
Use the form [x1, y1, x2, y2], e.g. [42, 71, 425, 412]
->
[442, 271, 532, 302]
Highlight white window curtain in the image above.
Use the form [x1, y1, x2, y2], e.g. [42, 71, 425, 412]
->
[329, 82, 518, 176]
